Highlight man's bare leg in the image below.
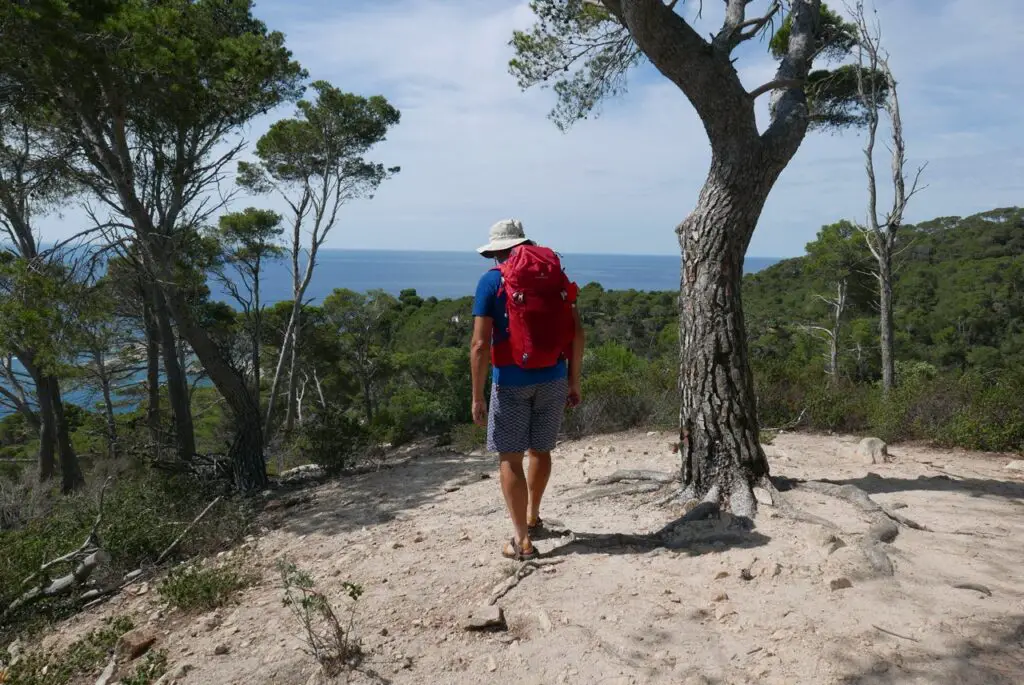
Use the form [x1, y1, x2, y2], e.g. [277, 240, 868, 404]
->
[499, 452, 533, 552]
[526, 449, 551, 528]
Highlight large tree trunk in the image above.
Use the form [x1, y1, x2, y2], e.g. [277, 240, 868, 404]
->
[284, 327, 300, 434]
[829, 280, 847, 384]
[160, 285, 268, 491]
[142, 298, 162, 452]
[152, 286, 196, 461]
[48, 376, 84, 493]
[878, 253, 895, 394]
[34, 370, 58, 482]
[27, 358, 85, 492]
[676, 153, 781, 519]
[96, 354, 118, 460]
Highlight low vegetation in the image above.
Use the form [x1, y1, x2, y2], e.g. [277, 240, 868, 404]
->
[158, 557, 258, 612]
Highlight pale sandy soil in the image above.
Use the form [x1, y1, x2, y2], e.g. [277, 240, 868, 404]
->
[30, 431, 1024, 685]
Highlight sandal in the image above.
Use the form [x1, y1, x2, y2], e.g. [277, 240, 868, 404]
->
[502, 537, 540, 561]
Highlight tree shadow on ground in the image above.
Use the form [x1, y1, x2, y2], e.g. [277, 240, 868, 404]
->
[265, 443, 498, 537]
[834, 613, 1024, 685]
[539, 511, 771, 559]
[818, 472, 1024, 502]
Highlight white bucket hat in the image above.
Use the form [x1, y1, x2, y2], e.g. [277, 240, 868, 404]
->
[477, 218, 530, 257]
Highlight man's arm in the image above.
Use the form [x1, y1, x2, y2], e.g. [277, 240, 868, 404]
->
[568, 306, 585, 406]
[470, 316, 493, 425]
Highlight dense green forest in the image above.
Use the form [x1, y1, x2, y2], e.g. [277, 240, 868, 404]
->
[4, 207, 1023, 477]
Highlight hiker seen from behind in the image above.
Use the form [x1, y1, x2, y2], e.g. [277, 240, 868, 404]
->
[470, 219, 585, 561]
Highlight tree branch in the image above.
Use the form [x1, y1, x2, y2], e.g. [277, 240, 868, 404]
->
[749, 78, 804, 100]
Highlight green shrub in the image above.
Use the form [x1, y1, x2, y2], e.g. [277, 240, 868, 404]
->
[291, 407, 367, 474]
[158, 559, 256, 611]
[120, 649, 169, 685]
[449, 422, 487, 453]
[0, 471, 252, 638]
[4, 615, 134, 685]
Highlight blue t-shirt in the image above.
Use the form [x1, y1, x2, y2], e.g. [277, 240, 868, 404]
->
[473, 269, 567, 386]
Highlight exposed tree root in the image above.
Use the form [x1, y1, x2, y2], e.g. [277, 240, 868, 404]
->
[571, 482, 663, 502]
[800, 481, 931, 531]
[594, 469, 678, 486]
[953, 582, 992, 597]
[488, 559, 565, 605]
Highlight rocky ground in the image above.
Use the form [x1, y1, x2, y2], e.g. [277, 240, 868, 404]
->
[19, 431, 1024, 684]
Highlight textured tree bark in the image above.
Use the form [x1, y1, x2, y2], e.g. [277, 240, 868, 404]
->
[152, 286, 196, 461]
[676, 152, 778, 518]
[33, 367, 58, 482]
[283, 326, 300, 435]
[878, 252, 895, 394]
[161, 285, 268, 491]
[142, 297, 162, 451]
[48, 376, 85, 493]
[96, 354, 118, 460]
[828, 280, 847, 383]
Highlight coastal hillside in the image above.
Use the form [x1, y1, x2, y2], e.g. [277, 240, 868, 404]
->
[8, 431, 1022, 684]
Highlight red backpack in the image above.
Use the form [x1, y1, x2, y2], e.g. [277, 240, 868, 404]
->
[493, 245, 578, 369]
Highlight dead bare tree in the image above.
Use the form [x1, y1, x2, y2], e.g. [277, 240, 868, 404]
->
[850, 0, 926, 394]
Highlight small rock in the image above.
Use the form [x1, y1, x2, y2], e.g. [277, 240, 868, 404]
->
[868, 519, 899, 543]
[412, 534, 425, 543]
[829, 577, 853, 591]
[444, 485, 461, 493]
[820, 533, 847, 555]
[714, 606, 736, 621]
[214, 644, 231, 655]
[1005, 460, 1024, 473]
[712, 592, 729, 602]
[487, 655, 498, 672]
[646, 431, 658, 437]
[380, 627, 389, 636]
[714, 571, 729, 580]
[857, 437, 889, 464]
[538, 610, 553, 632]
[117, 627, 158, 660]
[753, 487, 773, 506]
[462, 604, 507, 631]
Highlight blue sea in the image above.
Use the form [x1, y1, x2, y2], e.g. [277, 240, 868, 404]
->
[210, 249, 780, 304]
[1, 250, 778, 418]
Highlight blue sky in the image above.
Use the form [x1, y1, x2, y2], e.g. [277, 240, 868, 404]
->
[42, 0, 1024, 257]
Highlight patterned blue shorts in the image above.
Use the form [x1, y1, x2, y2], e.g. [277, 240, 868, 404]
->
[487, 378, 568, 454]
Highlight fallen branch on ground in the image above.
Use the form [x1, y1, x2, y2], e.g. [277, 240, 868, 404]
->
[488, 559, 564, 605]
[3, 479, 113, 619]
[761, 407, 807, 433]
[155, 496, 222, 565]
[872, 624, 920, 643]
[81, 495, 222, 611]
[95, 654, 117, 685]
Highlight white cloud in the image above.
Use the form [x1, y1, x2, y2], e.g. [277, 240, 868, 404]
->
[39, 0, 1024, 258]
